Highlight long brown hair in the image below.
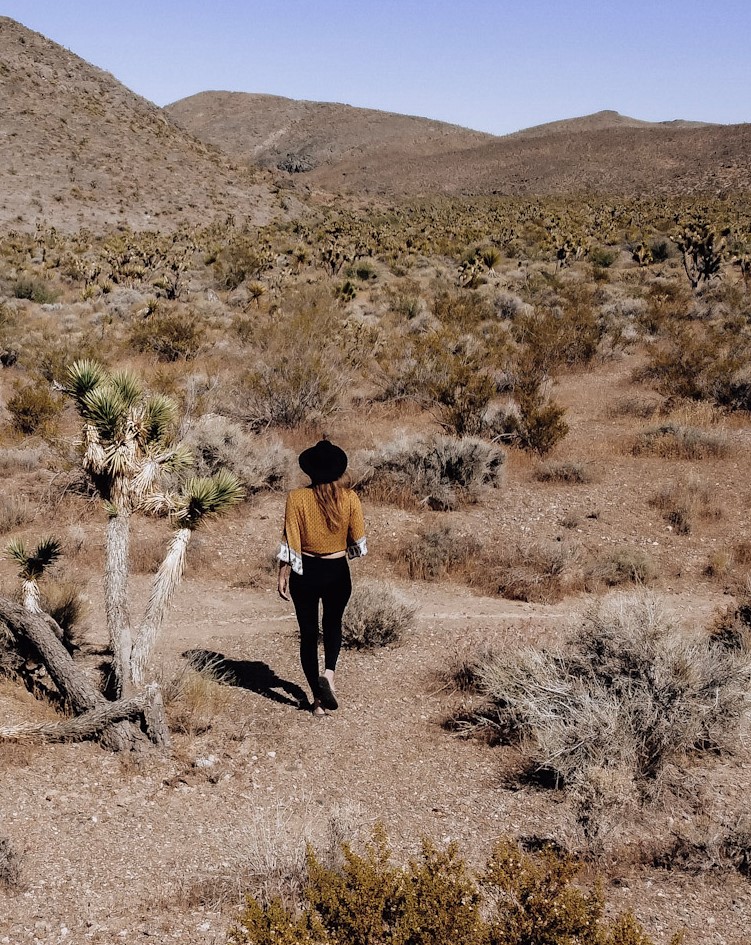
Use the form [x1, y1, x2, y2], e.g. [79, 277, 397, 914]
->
[312, 479, 345, 531]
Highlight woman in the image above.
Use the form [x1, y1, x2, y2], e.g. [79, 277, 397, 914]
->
[277, 439, 367, 716]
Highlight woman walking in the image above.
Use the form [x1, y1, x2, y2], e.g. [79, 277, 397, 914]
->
[277, 439, 367, 716]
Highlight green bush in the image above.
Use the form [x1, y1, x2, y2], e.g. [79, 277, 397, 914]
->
[13, 277, 58, 304]
[230, 826, 674, 945]
[6, 381, 63, 435]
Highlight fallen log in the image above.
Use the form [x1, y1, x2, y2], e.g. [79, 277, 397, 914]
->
[0, 596, 169, 751]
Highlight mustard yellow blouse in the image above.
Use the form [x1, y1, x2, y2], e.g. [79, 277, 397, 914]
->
[277, 487, 367, 575]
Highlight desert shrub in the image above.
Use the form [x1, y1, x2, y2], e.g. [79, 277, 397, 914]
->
[493, 290, 532, 321]
[476, 594, 751, 794]
[28, 331, 101, 384]
[358, 433, 504, 510]
[6, 382, 63, 435]
[0, 836, 22, 890]
[342, 582, 416, 649]
[649, 477, 723, 534]
[0, 493, 34, 534]
[534, 460, 592, 483]
[477, 539, 581, 603]
[0, 444, 51, 474]
[631, 423, 730, 459]
[488, 364, 569, 456]
[586, 547, 658, 588]
[237, 355, 343, 430]
[589, 246, 617, 268]
[639, 323, 751, 410]
[13, 276, 58, 304]
[231, 827, 669, 945]
[183, 415, 292, 494]
[129, 309, 203, 361]
[399, 524, 480, 581]
[214, 235, 271, 290]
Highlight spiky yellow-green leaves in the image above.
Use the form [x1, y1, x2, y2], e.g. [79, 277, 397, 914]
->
[174, 471, 245, 530]
[6, 537, 62, 581]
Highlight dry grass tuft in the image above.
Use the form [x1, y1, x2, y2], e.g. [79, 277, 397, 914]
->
[398, 524, 480, 581]
[533, 460, 593, 484]
[342, 582, 416, 649]
[0, 493, 35, 534]
[649, 477, 723, 535]
[632, 423, 730, 460]
[585, 546, 658, 588]
[162, 659, 234, 736]
[477, 539, 582, 603]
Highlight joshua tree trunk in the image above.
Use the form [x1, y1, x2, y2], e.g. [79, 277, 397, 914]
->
[21, 579, 42, 614]
[131, 528, 191, 686]
[105, 510, 133, 697]
[0, 596, 169, 752]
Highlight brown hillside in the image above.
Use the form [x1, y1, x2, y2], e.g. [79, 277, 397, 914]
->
[0, 18, 283, 231]
[168, 91, 751, 198]
[165, 90, 495, 174]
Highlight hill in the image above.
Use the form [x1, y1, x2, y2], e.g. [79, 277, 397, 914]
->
[168, 92, 751, 197]
[0, 18, 283, 231]
[165, 91, 496, 175]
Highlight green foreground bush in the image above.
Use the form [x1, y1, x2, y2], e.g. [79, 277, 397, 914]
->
[230, 826, 677, 945]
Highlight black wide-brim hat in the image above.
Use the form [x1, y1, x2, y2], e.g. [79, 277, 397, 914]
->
[299, 439, 348, 484]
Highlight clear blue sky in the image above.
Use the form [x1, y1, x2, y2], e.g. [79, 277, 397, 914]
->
[5, 1, 750, 134]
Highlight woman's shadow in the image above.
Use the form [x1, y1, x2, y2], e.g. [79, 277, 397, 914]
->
[182, 649, 309, 710]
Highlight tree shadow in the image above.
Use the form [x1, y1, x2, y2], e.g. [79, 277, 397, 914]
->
[182, 648, 309, 710]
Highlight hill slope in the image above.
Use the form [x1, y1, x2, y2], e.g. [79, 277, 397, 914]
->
[168, 92, 751, 197]
[165, 91, 496, 175]
[0, 18, 282, 231]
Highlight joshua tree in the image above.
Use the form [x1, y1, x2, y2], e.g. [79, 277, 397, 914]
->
[673, 220, 729, 290]
[63, 360, 243, 697]
[6, 537, 61, 616]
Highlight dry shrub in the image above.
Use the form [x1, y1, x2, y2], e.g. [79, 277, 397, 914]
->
[398, 524, 480, 581]
[0, 493, 34, 534]
[476, 594, 751, 796]
[632, 423, 730, 459]
[477, 539, 581, 603]
[162, 659, 233, 736]
[534, 460, 593, 484]
[342, 582, 416, 649]
[0, 444, 51, 474]
[585, 546, 658, 588]
[649, 477, 723, 534]
[708, 590, 751, 652]
[358, 433, 504, 510]
[184, 414, 293, 495]
[128, 308, 204, 361]
[0, 836, 22, 890]
[6, 382, 63, 435]
[231, 826, 670, 945]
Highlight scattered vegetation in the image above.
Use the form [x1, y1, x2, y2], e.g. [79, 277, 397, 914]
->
[231, 826, 677, 945]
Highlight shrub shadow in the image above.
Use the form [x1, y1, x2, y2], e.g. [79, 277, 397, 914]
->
[182, 648, 308, 710]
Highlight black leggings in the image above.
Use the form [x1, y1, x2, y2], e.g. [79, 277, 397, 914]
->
[289, 556, 351, 699]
